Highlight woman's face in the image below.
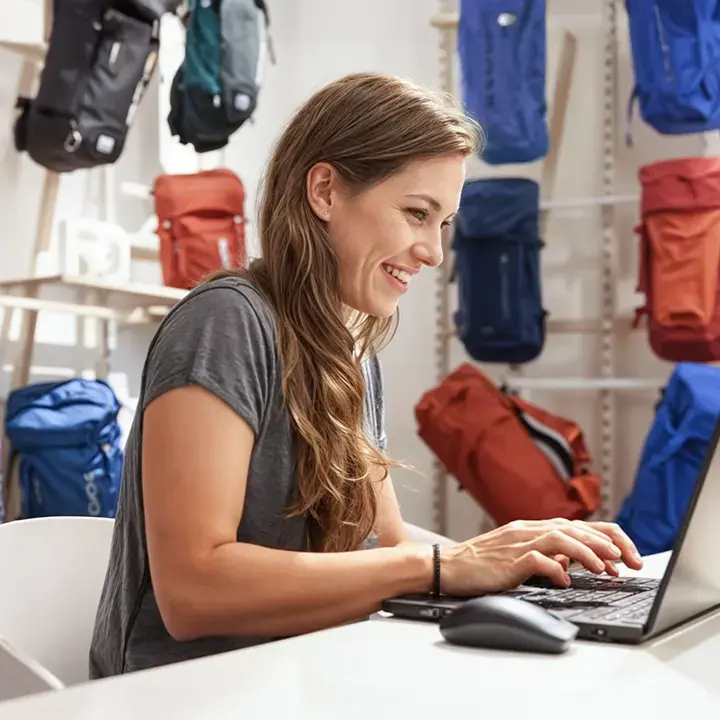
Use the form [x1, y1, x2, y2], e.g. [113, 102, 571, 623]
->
[307, 154, 466, 318]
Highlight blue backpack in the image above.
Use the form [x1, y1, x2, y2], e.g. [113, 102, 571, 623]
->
[626, 0, 720, 138]
[457, 0, 549, 165]
[616, 363, 720, 555]
[3, 378, 123, 520]
[452, 178, 546, 365]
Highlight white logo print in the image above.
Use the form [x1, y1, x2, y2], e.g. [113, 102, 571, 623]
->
[83, 471, 102, 516]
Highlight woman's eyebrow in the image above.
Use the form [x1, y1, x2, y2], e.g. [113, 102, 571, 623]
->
[404, 193, 441, 211]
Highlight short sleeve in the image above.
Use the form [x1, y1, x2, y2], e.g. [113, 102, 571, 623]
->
[141, 283, 276, 435]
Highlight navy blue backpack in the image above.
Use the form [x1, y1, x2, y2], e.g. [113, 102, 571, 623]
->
[452, 178, 546, 365]
[626, 0, 720, 138]
[458, 0, 549, 165]
[3, 378, 123, 520]
[616, 363, 720, 556]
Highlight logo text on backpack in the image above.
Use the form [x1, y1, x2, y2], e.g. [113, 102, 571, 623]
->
[83, 471, 102, 516]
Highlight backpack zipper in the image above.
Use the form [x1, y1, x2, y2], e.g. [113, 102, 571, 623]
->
[500, 253, 510, 320]
[517, 410, 575, 480]
[653, 4, 674, 84]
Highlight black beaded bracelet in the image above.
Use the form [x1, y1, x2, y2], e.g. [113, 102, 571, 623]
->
[432, 543, 441, 599]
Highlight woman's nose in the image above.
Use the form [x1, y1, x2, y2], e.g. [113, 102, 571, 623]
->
[413, 235, 444, 268]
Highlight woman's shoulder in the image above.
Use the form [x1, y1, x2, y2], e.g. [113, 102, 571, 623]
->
[141, 273, 280, 417]
[177, 274, 276, 332]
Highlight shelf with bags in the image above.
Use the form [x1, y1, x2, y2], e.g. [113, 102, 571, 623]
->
[429, 0, 633, 535]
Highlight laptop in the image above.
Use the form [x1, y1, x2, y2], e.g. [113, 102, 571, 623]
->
[382, 415, 720, 644]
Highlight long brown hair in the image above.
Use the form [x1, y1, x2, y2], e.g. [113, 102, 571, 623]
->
[216, 73, 480, 552]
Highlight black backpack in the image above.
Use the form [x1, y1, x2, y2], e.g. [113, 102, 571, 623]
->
[168, 0, 272, 153]
[14, 0, 180, 173]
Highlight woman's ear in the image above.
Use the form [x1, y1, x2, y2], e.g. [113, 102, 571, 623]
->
[306, 162, 336, 222]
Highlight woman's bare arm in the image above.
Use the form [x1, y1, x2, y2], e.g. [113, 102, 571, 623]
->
[142, 384, 433, 642]
[373, 467, 408, 548]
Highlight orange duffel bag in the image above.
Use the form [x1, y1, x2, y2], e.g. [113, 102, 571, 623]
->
[415, 363, 601, 526]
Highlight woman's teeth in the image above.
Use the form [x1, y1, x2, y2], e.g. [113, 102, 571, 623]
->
[383, 264, 410, 284]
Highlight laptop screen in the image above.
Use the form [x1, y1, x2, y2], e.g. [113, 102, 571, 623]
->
[645, 416, 720, 638]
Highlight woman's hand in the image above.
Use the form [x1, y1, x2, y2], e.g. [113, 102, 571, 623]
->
[439, 518, 643, 596]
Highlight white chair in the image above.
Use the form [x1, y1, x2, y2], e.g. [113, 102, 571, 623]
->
[0, 516, 114, 687]
[0, 636, 63, 701]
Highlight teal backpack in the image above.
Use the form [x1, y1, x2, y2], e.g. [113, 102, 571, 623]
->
[168, 0, 273, 152]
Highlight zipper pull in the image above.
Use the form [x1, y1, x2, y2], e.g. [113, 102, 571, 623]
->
[217, 236, 231, 268]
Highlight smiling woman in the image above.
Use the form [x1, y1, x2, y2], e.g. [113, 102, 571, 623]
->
[89, 72, 642, 680]
[309, 153, 467, 317]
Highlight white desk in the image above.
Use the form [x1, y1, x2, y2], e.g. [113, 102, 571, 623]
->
[1, 552, 720, 719]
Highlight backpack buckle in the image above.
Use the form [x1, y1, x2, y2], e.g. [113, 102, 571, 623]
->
[63, 129, 82, 154]
[632, 306, 648, 329]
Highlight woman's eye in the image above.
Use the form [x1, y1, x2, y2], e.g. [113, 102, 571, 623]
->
[407, 208, 429, 222]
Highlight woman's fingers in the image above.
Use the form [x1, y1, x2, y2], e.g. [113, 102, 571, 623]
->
[529, 530, 608, 575]
[514, 550, 569, 588]
[553, 554, 570, 571]
[556, 524, 623, 563]
[513, 518, 643, 571]
[587, 522, 643, 569]
[506, 519, 622, 556]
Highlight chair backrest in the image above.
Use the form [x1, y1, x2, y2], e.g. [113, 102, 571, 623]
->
[0, 636, 63, 701]
[0, 517, 114, 686]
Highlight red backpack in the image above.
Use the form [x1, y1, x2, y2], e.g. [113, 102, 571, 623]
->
[633, 157, 720, 362]
[415, 363, 601, 526]
[154, 169, 246, 290]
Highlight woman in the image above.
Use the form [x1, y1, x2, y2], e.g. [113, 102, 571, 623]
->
[89, 72, 642, 678]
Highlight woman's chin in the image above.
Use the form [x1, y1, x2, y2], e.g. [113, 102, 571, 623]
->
[343, 295, 398, 320]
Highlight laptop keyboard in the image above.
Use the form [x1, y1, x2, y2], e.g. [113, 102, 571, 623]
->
[504, 572, 661, 625]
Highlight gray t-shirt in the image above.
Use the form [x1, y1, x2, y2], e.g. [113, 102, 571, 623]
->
[89, 276, 387, 678]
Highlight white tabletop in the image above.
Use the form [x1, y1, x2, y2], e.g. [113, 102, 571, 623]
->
[2, 552, 720, 719]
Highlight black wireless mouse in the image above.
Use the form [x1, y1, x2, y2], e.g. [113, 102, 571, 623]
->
[439, 595, 578, 654]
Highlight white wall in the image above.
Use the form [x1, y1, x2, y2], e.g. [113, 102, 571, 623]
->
[0, 1, 705, 538]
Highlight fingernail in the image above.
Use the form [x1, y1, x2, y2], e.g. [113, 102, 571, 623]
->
[609, 544, 622, 558]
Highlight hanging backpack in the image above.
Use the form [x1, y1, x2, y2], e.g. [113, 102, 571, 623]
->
[616, 363, 720, 555]
[625, 0, 720, 140]
[452, 178, 547, 365]
[415, 363, 602, 526]
[633, 157, 720, 362]
[457, 0, 549, 165]
[13, 0, 163, 173]
[168, 0, 272, 153]
[153, 168, 246, 289]
[2, 379, 124, 522]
